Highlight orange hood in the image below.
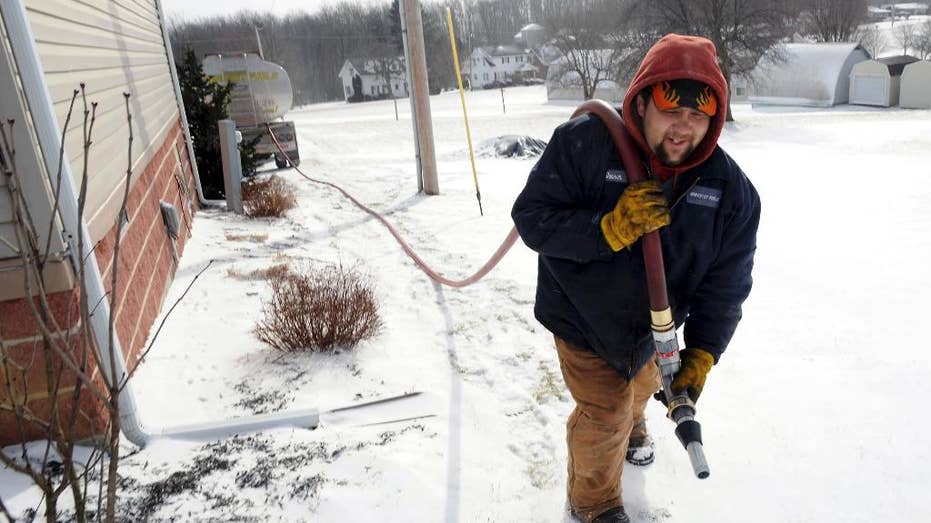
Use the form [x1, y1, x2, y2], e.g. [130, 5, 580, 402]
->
[622, 34, 728, 180]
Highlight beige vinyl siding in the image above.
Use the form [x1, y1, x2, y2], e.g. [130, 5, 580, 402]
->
[26, 0, 180, 241]
[0, 17, 74, 299]
[0, 174, 15, 260]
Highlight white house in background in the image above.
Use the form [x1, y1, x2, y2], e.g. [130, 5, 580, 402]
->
[338, 58, 408, 102]
[849, 56, 919, 106]
[880, 3, 929, 17]
[749, 43, 870, 107]
[899, 60, 931, 108]
[464, 45, 537, 88]
[868, 6, 894, 20]
[729, 74, 751, 102]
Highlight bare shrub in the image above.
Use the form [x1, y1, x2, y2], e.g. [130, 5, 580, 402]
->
[254, 265, 382, 352]
[241, 175, 296, 218]
[227, 263, 291, 281]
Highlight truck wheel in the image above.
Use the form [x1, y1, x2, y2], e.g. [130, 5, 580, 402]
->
[275, 154, 289, 169]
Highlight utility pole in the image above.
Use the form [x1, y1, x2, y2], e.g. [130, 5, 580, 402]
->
[254, 25, 264, 59]
[399, 0, 422, 191]
[401, 0, 439, 195]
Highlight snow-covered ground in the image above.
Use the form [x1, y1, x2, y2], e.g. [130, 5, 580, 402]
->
[4, 85, 931, 522]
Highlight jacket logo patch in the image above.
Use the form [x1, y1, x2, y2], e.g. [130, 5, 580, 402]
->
[605, 169, 627, 183]
[686, 186, 722, 208]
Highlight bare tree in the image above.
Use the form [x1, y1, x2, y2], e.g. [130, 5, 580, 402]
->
[544, 0, 633, 100]
[803, 0, 868, 42]
[631, 0, 792, 121]
[465, 0, 535, 45]
[894, 22, 918, 55]
[915, 19, 931, 59]
[854, 24, 888, 57]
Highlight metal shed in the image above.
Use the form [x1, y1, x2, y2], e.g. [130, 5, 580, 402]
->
[899, 60, 931, 109]
[750, 43, 870, 107]
[849, 56, 919, 107]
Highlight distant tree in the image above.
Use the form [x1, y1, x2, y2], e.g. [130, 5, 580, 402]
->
[803, 0, 868, 42]
[894, 22, 918, 55]
[854, 24, 887, 57]
[630, 0, 792, 121]
[421, 1, 462, 94]
[544, 0, 633, 100]
[466, 0, 535, 45]
[915, 20, 931, 59]
[177, 48, 233, 198]
[365, 0, 405, 100]
[350, 74, 364, 102]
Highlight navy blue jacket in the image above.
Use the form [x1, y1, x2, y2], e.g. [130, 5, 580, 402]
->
[511, 113, 760, 379]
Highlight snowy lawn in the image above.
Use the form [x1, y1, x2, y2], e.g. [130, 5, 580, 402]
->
[3, 85, 931, 522]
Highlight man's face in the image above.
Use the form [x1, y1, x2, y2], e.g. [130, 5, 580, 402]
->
[636, 94, 711, 167]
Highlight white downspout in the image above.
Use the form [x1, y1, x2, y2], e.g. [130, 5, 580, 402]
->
[2, 0, 318, 446]
[154, 0, 222, 207]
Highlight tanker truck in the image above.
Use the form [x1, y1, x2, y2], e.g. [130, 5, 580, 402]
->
[202, 53, 300, 169]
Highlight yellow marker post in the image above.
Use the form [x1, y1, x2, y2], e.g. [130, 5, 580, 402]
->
[445, 7, 483, 216]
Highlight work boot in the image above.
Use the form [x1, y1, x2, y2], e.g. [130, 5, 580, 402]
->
[591, 506, 631, 523]
[626, 420, 654, 466]
[568, 504, 631, 523]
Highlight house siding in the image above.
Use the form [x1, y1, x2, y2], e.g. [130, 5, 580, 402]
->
[25, 0, 180, 242]
[0, 11, 75, 300]
[0, 168, 13, 261]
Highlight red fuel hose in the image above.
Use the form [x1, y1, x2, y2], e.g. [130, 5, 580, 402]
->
[265, 123, 518, 288]
[570, 101, 669, 311]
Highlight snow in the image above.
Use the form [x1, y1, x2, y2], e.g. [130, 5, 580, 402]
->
[4, 85, 931, 522]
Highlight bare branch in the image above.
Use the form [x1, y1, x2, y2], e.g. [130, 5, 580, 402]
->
[123, 259, 214, 385]
[42, 90, 80, 266]
[106, 93, 133, 390]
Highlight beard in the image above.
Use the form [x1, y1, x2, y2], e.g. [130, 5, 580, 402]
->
[653, 138, 696, 167]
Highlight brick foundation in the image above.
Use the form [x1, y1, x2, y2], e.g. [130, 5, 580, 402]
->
[0, 117, 199, 445]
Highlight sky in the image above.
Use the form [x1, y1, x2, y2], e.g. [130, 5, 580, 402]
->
[5, 85, 931, 521]
[161, 0, 392, 21]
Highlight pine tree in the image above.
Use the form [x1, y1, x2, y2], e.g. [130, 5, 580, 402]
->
[177, 49, 233, 199]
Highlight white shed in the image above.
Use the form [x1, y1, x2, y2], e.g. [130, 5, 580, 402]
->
[750, 43, 870, 107]
[899, 60, 931, 109]
[849, 56, 919, 107]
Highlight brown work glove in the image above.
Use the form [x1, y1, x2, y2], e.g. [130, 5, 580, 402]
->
[600, 180, 670, 251]
[670, 348, 715, 403]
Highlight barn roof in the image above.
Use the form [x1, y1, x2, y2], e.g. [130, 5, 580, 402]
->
[876, 55, 920, 76]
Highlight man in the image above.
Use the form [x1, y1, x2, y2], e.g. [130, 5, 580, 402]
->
[511, 34, 760, 523]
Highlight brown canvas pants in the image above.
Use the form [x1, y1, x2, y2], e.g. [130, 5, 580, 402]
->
[554, 336, 662, 521]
